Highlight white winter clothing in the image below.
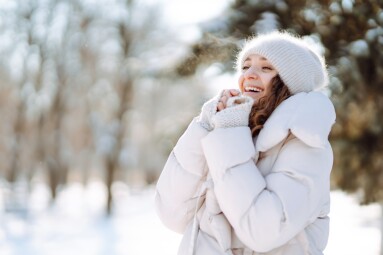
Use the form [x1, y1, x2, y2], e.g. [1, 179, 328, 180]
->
[197, 91, 223, 131]
[155, 91, 336, 255]
[213, 95, 254, 129]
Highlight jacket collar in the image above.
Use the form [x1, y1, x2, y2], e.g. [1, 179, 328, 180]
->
[255, 91, 336, 152]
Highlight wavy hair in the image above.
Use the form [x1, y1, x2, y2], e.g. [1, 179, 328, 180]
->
[249, 75, 291, 137]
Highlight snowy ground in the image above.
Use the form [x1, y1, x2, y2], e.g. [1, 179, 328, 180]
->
[0, 181, 381, 255]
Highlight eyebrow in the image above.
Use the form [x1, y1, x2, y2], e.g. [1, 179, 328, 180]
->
[244, 56, 268, 61]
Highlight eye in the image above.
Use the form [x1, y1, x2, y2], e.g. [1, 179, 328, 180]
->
[242, 65, 250, 71]
[262, 66, 273, 71]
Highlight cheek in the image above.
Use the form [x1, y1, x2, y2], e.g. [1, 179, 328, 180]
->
[263, 78, 272, 88]
[238, 75, 245, 92]
[262, 74, 276, 88]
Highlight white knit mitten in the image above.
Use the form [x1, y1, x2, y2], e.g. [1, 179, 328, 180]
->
[196, 92, 223, 131]
[212, 95, 254, 129]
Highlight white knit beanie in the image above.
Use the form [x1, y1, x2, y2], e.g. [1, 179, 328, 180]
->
[236, 31, 329, 94]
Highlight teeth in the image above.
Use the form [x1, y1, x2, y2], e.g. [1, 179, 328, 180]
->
[245, 86, 263, 92]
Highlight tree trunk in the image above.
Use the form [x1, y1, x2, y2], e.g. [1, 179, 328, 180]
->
[104, 78, 133, 215]
[380, 201, 383, 255]
[106, 158, 115, 215]
[45, 61, 68, 202]
[8, 104, 24, 183]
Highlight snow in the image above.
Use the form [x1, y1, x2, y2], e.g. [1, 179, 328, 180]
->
[325, 191, 381, 255]
[341, 0, 354, 13]
[251, 12, 280, 34]
[162, 0, 232, 26]
[0, 182, 380, 255]
[0, 182, 182, 255]
[349, 39, 370, 57]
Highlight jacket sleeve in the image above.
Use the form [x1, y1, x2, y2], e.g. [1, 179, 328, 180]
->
[201, 127, 333, 253]
[155, 117, 209, 234]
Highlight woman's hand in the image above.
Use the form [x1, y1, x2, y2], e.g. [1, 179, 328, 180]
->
[197, 91, 223, 131]
[217, 89, 241, 111]
[197, 89, 244, 131]
[213, 94, 254, 129]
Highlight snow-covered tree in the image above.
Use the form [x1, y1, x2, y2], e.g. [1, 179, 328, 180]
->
[0, 0, 209, 215]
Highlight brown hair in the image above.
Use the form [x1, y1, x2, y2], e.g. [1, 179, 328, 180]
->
[249, 75, 291, 137]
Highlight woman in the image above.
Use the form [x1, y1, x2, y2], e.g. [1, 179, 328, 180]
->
[155, 31, 336, 255]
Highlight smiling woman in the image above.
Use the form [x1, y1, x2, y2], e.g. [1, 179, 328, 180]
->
[155, 31, 336, 255]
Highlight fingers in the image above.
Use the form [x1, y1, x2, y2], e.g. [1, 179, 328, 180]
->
[229, 89, 240, 96]
[217, 89, 240, 111]
[217, 100, 225, 111]
[217, 91, 228, 111]
[217, 94, 227, 111]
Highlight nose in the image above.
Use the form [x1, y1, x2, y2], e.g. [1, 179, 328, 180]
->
[244, 66, 259, 80]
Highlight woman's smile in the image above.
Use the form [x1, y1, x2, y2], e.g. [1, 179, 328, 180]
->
[238, 54, 277, 101]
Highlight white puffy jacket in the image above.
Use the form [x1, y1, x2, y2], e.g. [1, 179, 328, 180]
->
[155, 92, 336, 255]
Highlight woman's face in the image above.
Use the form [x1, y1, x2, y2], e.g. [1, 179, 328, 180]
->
[238, 54, 278, 102]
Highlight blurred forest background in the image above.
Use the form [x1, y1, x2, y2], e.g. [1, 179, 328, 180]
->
[0, 0, 383, 253]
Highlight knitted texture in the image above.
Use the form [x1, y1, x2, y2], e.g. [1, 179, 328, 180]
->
[236, 31, 328, 94]
[212, 95, 254, 129]
[196, 91, 223, 131]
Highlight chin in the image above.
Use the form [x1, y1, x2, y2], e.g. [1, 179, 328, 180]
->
[243, 92, 262, 101]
